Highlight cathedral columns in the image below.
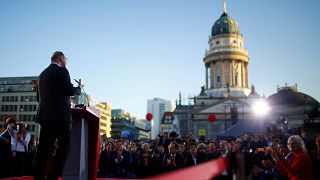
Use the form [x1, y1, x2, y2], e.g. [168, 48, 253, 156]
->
[210, 63, 215, 88]
[231, 60, 235, 87]
[221, 61, 224, 88]
[205, 65, 208, 89]
[229, 60, 233, 87]
[245, 62, 249, 88]
[241, 61, 244, 88]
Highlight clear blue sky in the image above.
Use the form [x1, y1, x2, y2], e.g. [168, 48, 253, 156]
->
[1, 0, 319, 119]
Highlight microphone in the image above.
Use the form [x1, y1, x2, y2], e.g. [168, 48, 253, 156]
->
[74, 79, 90, 107]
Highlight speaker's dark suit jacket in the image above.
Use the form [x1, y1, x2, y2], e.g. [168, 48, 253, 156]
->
[34, 63, 80, 180]
[37, 63, 80, 124]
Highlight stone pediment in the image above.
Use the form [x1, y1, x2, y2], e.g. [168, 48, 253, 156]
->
[196, 98, 251, 114]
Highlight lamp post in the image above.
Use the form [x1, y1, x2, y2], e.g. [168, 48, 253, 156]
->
[222, 105, 228, 131]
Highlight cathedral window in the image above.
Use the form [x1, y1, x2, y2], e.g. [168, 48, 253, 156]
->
[217, 76, 221, 87]
[235, 75, 238, 86]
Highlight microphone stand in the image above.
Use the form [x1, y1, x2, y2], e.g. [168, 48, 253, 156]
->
[74, 79, 90, 107]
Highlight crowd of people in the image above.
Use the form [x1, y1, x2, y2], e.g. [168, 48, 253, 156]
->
[98, 130, 320, 179]
[0, 117, 36, 178]
[1, 119, 320, 179]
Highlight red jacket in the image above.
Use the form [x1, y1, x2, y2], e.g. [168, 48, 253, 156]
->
[275, 150, 313, 180]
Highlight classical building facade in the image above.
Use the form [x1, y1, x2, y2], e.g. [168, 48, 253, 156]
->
[175, 4, 258, 140]
[175, 4, 319, 140]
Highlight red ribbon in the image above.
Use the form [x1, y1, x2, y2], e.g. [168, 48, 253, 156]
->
[151, 157, 229, 180]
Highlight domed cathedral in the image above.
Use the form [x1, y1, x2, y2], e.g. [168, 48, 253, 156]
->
[175, 2, 262, 141]
[204, 2, 250, 98]
[174, 2, 319, 141]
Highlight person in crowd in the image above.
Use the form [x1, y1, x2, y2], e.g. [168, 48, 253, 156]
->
[235, 137, 243, 144]
[179, 142, 188, 157]
[33, 51, 81, 180]
[231, 141, 241, 153]
[105, 139, 135, 178]
[163, 141, 185, 172]
[128, 141, 139, 176]
[217, 140, 232, 180]
[253, 134, 267, 149]
[26, 136, 37, 176]
[186, 133, 194, 144]
[271, 135, 314, 180]
[0, 117, 16, 178]
[270, 138, 280, 151]
[184, 142, 199, 167]
[150, 136, 160, 153]
[263, 131, 274, 147]
[97, 142, 114, 177]
[208, 141, 220, 160]
[241, 132, 257, 153]
[151, 145, 165, 175]
[310, 134, 320, 179]
[136, 142, 153, 177]
[160, 132, 170, 154]
[11, 123, 31, 177]
[107, 137, 114, 143]
[197, 143, 209, 163]
[277, 141, 292, 165]
[219, 141, 231, 158]
[251, 154, 283, 180]
[167, 131, 178, 146]
[100, 134, 107, 151]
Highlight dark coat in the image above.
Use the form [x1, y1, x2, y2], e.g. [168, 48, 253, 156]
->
[184, 152, 209, 167]
[163, 153, 185, 172]
[36, 64, 80, 124]
[107, 150, 132, 176]
[0, 129, 13, 178]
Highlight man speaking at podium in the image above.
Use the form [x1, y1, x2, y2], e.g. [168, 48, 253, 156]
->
[34, 51, 81, 180]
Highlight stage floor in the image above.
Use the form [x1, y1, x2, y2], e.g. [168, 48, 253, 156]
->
[0, 177, 119, 180]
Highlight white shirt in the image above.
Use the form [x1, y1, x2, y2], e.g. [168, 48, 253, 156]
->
[51, 62, 62, 67]
[11, 131, 31, 152]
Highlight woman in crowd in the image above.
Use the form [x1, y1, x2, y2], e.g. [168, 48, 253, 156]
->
[271, 135, 314, 180]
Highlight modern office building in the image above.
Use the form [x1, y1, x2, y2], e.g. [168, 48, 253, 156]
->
[147, 98, 175, 139]
[0, 76, 39, 139]
[134, 118, 150, 140]
[110, 109, 150, 140]
[95, 102, 112, 136]
[110, 109, 138, 139]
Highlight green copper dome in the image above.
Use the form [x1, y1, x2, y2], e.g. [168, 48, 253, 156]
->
[212, 12, 240, 36]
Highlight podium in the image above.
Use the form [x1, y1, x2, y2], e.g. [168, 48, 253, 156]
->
[63, 106, 100, 180]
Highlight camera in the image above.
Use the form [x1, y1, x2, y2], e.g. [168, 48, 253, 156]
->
[12, 122, 26, 133]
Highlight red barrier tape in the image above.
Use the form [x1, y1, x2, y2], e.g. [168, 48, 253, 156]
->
[151, 157, 229, 180]
[1, 158, 229, 180]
